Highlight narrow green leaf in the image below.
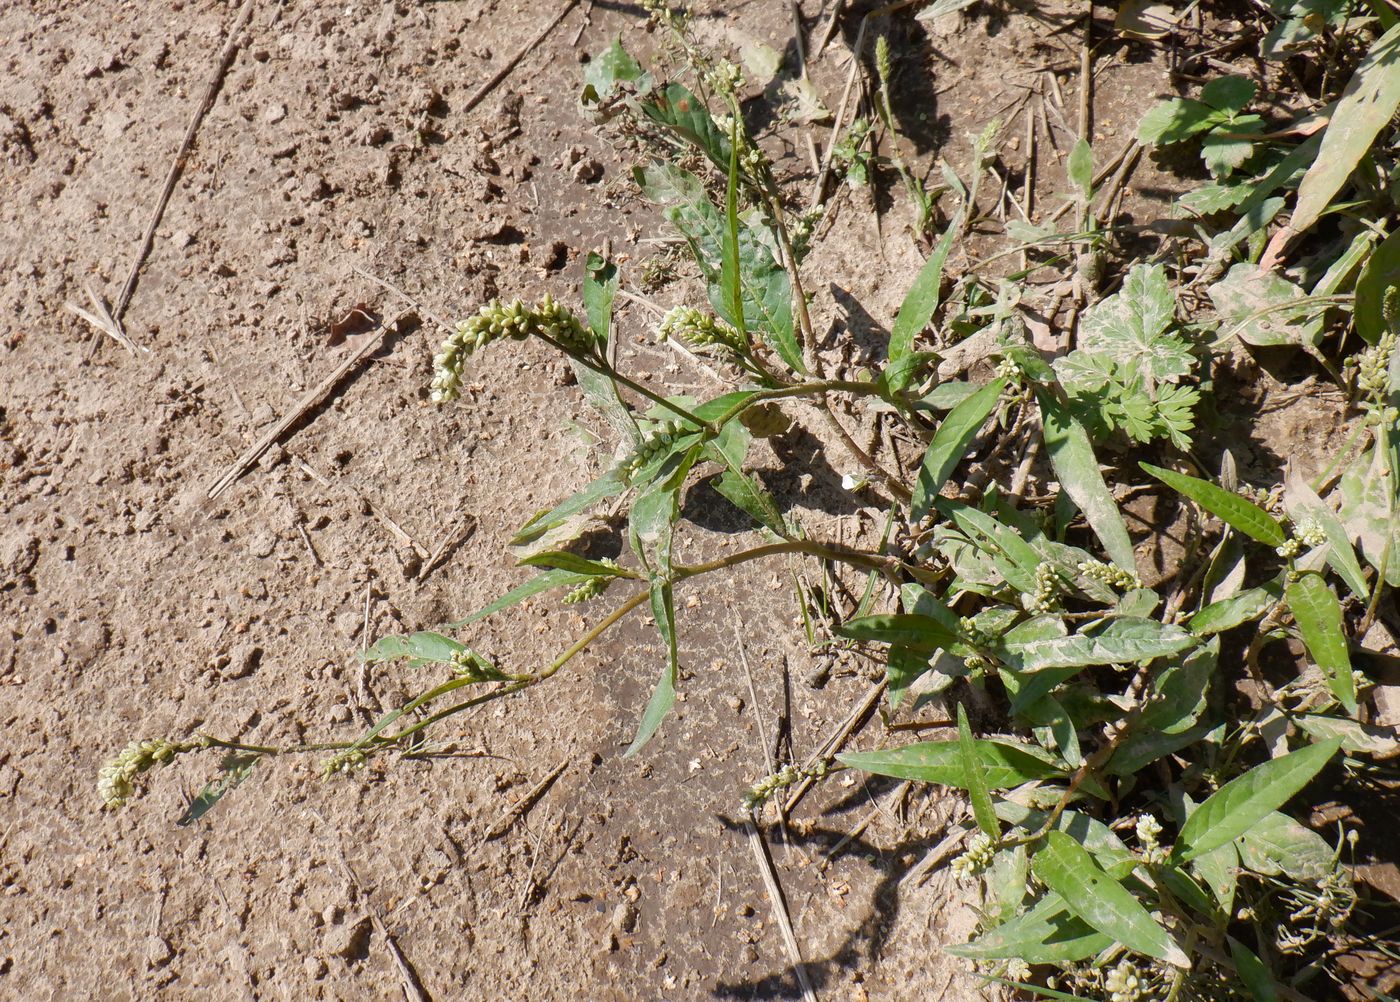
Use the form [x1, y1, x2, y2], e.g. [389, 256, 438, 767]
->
[512, 469, 627, 546]
[359, 631, 464, 665]
[1189, 582, 1282, 636]
[1173, 739, 1342, 862]
[1068, 137, 1093, 195]
[1287, 571, 1358, 714]
[720, 115, 747, 338]
[1294, 714, 1400, 757]
[838, 612, 963, 653]
[628, 484, 679, 575]
[624, 580, 678, 758]
[1228, 937, 1282, 1002]
[1036, 388, 1137, 571]
[1284, 470, 1370, 602]
[1142, 462, 1286, 546]
[958, 704, 999, 838]
[1355, 228, 1400, 345]
[888, 212, 963, 391]
[177, 753, 260, 827]
[1033, 831, 1189, 967]
[640, 82, 729, 170]
[445, 568, 594, 628]
[1006, 617, 1196, 671]
[839, 738, 1067, 789]
[948, 891, 1112, 965]
[518, 551, 625, 577]
[575, 253, 637, 441]
[1284, 23, 1400, 244]
[911, 378, 1006, 520]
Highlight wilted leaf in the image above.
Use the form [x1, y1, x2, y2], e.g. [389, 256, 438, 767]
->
[1236, 809, 1337, 881]
[1209, 263, 1316, 347]
[1355, 228, 1400, 345]
[1336, 448, 1400, 587]
[1006, 617, 1196, 671]
[1274, 24, 1400, 251]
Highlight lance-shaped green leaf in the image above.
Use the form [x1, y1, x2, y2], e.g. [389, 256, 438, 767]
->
[911, 377, 1006, 520]
[1278, 23, 1400, 246]
[1189, 581, 1282, 636]
[640, 82, 730, 170]
[839, 737, 1067, 789]
[958, 704, 999, 837]
[624, 579, 679, 758]
[720, 115, 746, 340]
[360, 631, 465, 665]
[1005, 617, 1196, 671]
[838, 612, 964, 654]
[1172, 738, 1342, 862]
[1294, 714, 1400, 758]
[1236, 810, 1337, 881]
[947, 891, 1112, 964]
[1032, 831, 1189, 967]
[177, 753, 260, 828]
[575, 253, 637, 441]
[888, 211, 963, 390]
[1142, 462, 1286, 546]
[1284, 469, 1370, 603]
[512, 469, 627, 546]
[1036, 388, 1137, 572]
[1355, 228, 1400, 345]
[1228, 936, 1282, 1002]
[446, 568, 596, 628]
[1287, 571, 1357, 714]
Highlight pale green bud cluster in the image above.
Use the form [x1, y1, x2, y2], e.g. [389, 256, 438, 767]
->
[660, 305, 746, 355]
[705, 59, 743, 96]
[98, 738, 189, 809]
[431, 297, 596, 403]
[1134, 813, 1167, 864]
[563, 559, 621, 605]
[1355, 330, 1396, 411]
[875, 36, 893, 87]
[621, 420, 691, 482]
[1078, 559, 1140, 591]
[950, 831, 997, 879]
[320, 748, 368, 779]
[449, 649, 497, 681]
[1292, 520, 1328, 550]
[1103, 960, 1146, 1002]
[1276, 536, 1303, 559]
[1028, 563, 1061, 614]
[739, 760, 830, 817]
[958, 615, 998, 649]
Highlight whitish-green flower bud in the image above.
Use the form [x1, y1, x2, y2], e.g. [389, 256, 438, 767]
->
[320, 748, 368, 779]
[621, 420, 689, 482]
[659, 305, 746, 355]
[98, 737, 186, 809]
[530, 293, 596, 356]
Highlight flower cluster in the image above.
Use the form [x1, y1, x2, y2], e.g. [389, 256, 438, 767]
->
[739, 760, 829, 818]
[950, 831, 997, 879]
[449, 648, 498, 682]
[563, 559, 621, 605]
[1354, 328, 1396, 414]
[320, 748, 368, 779]
[1078, 559, 1140, 591]
[659, 305, 746, 355]
[1134, 813, 1167, 865]
[99, 738, 190, 809]
[1028, 563, 1062, 614]
[621, 420, 693, 482]
[1103, 959, 1147, 1002]
[431, 297, 596, 403]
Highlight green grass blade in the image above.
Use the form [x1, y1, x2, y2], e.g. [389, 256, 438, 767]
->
[1173, 739, 1342, 862]
[1286, 571, 1358, 714]
[624, 579, 678, 758]
[444, 568, 594, 628]
[1033, 831, 1189, 967]
[1142, 462, 1286, 546]
[720, 115, 746, 338]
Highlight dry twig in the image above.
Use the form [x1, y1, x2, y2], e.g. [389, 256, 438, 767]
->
[485, 761, 568, 841]
[744, 819, 819, 1002]
[206, 310, 414, 501]
[462, 0, 582, 117]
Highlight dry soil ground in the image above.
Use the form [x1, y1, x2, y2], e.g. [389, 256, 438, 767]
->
[0, 2, 1367, 1000]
